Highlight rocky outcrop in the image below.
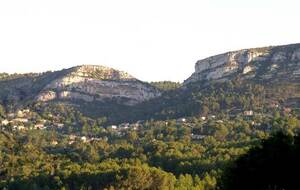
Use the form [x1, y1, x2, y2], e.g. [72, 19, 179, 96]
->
[184, 44, 300, 84]
[37, 91, 57, 102]
[36, 65, 161, 105]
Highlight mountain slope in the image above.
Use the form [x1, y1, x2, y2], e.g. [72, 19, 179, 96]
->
[184, 43, 300, 84]
[0, 43, 299, 124]
[36, 65, 161, 105]
[0, 65, 161, 108]
[115, 43, 300, 123]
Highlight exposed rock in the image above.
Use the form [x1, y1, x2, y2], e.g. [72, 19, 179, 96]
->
[36, 65, 161, 105]
[243, 65, 254, 74]
[184, 43, 300, 84]
[37, 91, 57, 102]
[75, 65, 135, 80]
[59, 91, 94, 102]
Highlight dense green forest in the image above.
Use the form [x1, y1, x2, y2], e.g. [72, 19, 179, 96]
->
[0, 73, 299, 189]
[61, 80, 299, 125]
[220, 132, 300, 190]
[0, 101, 299, 189]
[150, 81, 181, 91]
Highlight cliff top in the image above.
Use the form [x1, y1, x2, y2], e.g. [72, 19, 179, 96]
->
[69, 65, 136, 81]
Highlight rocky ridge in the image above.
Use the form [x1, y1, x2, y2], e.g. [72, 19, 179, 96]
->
[184, 43, 300, 84]
[36, 65, 161, 105]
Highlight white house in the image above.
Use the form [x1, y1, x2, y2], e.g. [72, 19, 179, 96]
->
[244, 110, 254, 116]
[1, 119, 9, 126]
[34, 124, 46, 130]
[81, 136, 87, 142]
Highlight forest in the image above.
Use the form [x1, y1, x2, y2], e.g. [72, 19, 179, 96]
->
[0, 104, 299, 189]
[0, 76, 299, 189]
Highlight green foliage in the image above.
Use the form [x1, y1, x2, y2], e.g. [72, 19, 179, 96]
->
[150, 81, 181, 91]
[219, 131, 300, 190]
[1, 112, 299, 189]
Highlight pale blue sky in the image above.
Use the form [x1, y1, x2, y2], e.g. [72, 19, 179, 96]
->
[0, 0, 299, 82]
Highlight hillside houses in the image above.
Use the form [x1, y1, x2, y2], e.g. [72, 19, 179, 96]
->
[107, 122, 142, 131]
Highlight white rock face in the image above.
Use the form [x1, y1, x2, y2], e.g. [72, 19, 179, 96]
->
[36, 65, 161, 105]
[184, 44, 300, 84]
[243, 65, 254, 74]
[59, 91, 94, 102]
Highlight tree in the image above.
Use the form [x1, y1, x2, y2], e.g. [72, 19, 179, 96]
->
[219, 132, 300, 190]
[0, 104, 5, 118]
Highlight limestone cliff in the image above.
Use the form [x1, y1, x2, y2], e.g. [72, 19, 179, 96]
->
[184, 43, 300, 84]
[36, 65, 161, 105]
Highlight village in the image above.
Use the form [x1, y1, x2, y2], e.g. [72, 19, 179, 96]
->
[0, 104, 294, 144]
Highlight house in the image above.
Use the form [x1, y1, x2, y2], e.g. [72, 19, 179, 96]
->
[269, 102, 280, 108]
[1, 119, 9, 126]
[133, 126, 139, 130]
[7, 113, 15, 119]
[178, 118, 187, 123]
[201, 116, 206, 121]
[191, 134, 206, 140]
[34, 124, 46, 130]
[216, 120, 224, 123]
[12, 118, 29, 123]
[283, 107, 292, 114]
[13, 125, 26, 131]
[119, 123, 130, 130]
[69, 135, 77, 141]
[244, 110, 254, 116]
[22, 109, 30, 113]
[54, 123, 64, 128]
[68, 140, 75, 145]
[109, 125, 118, 130]
[51, 141, 58, 146]
[81, 136, 87, 142]
[40, 119, 47, 124]
[91, 137, 101, 141]
[17, 110, 24, 118]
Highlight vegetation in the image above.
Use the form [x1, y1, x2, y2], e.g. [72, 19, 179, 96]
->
[220, 132, 300, 190]
[0, 101, 299, 189]
[150, 81, 181, 91]
[0, 61, 299, 189]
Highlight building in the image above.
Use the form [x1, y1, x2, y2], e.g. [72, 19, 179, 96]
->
[216, 120, 224, 123]
[177, 118, 187, 122]
[1, 119, 9, 126]
[7, 113, 15, 119]
[109, 125, 118, 130]
[283, 107, 292, 114]
[191, 134, 206, 140]
[34, 124, 46, 130]
[51, 141, 58, 146]
[12, 118, 29, 123]
[69, 135, 77, 141]
[54, 123, 64, 128]
[13, 125, 26, 131]
[244, 110, 254, 116]
[81, 136, 87, 142]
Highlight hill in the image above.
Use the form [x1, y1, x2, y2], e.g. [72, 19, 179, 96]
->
[0, 65, 161, 110]
[0, 43, 299, 124]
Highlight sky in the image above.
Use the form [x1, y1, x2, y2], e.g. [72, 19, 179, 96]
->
[0, 0, 300, 82]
